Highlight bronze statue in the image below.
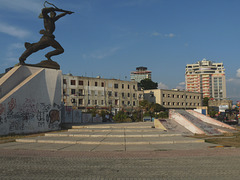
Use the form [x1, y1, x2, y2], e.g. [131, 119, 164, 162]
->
[19, 2, 73, 65]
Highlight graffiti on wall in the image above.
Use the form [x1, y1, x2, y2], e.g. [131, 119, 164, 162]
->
[0, 97, 61, 135]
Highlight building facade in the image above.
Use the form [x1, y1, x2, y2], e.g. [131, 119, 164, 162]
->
[185, 59, 226, 99]
[144, 89, 202, 109]
[62, 74, 144, 113]
[130, 67, 152, 82]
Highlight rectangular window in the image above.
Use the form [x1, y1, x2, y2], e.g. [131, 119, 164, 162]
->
[133, 101, 136, 106]
[122, 101, 125, 105]
[133, 85, 136, 89]
[95, 100, 97, 105]
[122, 84, 124, 89]
[101, 82, 104, 87]
[115, 92, 118, 97]
[122, 93, 125, 98]
[63, 79, 67, 84]
[88, 100, 91, 105]
[79, 89, 83, 96]
[108, 100, 112, 105]
[78, 99, 83, 105]
[128, 85, 130, 89]
[71, 80, 76, 85]
[114, 84, 118, 89]
[115, 100, 118, 105]
[108, 91, 112, 96]
[95, 82, 98, 86]
[128, 93, 130, 97]
[79, 80, 83, 85]
[101, 100, 104, 105]
[163, 94, 165, 97]
[71, 89, 76, 94]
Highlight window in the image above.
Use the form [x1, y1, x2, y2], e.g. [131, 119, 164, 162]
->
[71, 98, 76, 103]
[79, 80, 83, 85]
[122, 93, 125, 98]
[122, 84, 124, 89]
[79, 89, 83, 96]
[95, 82, 98, 86]
[108, 83, 112, 88]
[133, 93, 136, 98]
[115, 100, 118, 105]
[128, 93, 130, 97]
[78, 99, 83, 105]
[115, 92, 118, 97]
[71, 89, 76, 94]
[63, 79, 67, 84]
[101, 100, 104, 105]
[168, 102, 171, 105]
[122, 101, 125, 105]
[133, 85, 135, 89]
[128, 85, 130, 89]
[163, 94, 165, 97]
[133, 101, 136, 106]
[108, 91, 112, 96]
[101, 82, 104, 87]
[163, 102, 166, 105]
[88, 100, 91, 105]
[128, 101, 130, 105]
[95, 100, 98, 105]
[71, 80, 76, 85]
[168, 94, 171, 98]
[114, 84, 118, 89]
[108, 100, 112, 105]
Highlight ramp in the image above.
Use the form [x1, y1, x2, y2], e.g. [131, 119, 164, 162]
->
[176, 110, 222, 135]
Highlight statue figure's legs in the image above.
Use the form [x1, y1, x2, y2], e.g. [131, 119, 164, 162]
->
[45, 40, 64, 60]
[19, 40, 49, 64]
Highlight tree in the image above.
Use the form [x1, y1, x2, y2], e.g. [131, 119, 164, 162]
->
[203, 97, 209, 106]
[139, 79, 158, 90]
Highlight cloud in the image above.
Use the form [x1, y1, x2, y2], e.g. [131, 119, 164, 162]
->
[151, 32, 175, 38]
[164, 33, 175, 38]
[0, 22, 31, 38]
[83, 47, 120, 60]
[5, 43, 24, 63]
[236, 68, 240, 78]
[158, 82, 169, 89]
[175, 82, 185, 90]
[0, 0, 42, 14]
[178, 82, 185, 86]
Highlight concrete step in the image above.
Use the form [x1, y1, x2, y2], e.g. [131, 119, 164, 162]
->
[16, 136, 204, 145]
[45, 132, 182, 138]
[68, 128, 162, 132]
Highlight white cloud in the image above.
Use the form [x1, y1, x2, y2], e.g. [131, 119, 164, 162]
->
[83, 47, 120, 60]
[236, 68, 240, 78]
[0, 0, 42, 14]
[151, 32, 161, 36]
[151, 32, 175, 38]
[178, 82, 185, 86]
[164, 33, 175, 38]
[0, 22, 31, 39]
[158, 82, 169, 89]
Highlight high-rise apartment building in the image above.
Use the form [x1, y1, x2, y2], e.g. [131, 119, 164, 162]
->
[185, 59, 226, 99]
[130, 67, 152, 82]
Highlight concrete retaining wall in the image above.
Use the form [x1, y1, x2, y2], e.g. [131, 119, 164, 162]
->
[0, 65, 62, 135]
[169, 109, 205, 134]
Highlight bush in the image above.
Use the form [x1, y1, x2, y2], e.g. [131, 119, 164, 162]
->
[114, 111, 130, 123]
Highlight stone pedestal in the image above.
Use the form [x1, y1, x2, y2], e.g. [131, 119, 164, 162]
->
[0, 65, 62, 135]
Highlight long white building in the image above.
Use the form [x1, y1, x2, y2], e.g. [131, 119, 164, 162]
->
[185, 58, 226, 99]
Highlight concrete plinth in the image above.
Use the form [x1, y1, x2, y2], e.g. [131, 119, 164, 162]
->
[0, 65, 62, 135]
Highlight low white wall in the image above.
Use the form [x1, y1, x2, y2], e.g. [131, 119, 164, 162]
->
[0, 66, 62, 135]
[187, 110, 236, 130]
[169, 109, 205, 134]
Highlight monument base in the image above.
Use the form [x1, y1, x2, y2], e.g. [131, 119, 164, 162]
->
[0, 65, 62, 135]
[15, 60, 60, 70]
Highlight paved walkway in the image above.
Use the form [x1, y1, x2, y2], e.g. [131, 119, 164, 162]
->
[1, 122, 240, 179]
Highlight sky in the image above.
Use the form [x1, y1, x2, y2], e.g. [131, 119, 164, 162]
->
[0, 0, 240, 103]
